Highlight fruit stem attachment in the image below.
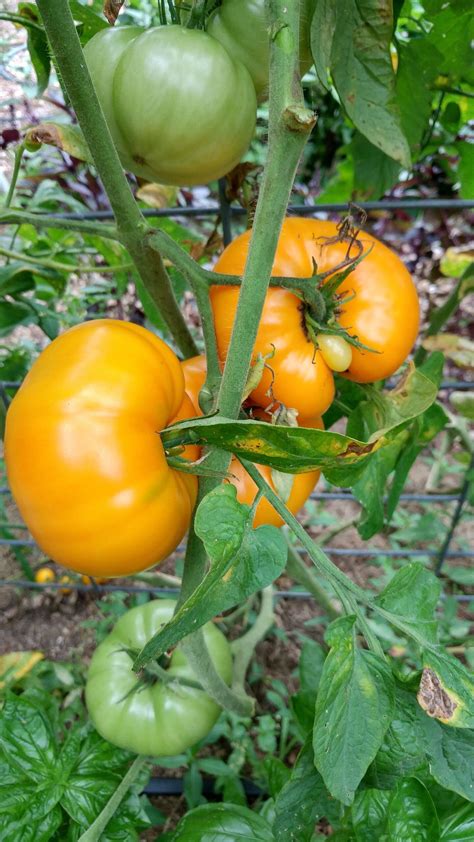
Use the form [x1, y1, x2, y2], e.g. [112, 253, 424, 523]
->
[35, 0, 197, 358]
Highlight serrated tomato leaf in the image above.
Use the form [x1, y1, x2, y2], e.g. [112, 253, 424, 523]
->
[134, 486, 287, 669]
[374, 564, 441, 645]
[313, 627, 395, 805]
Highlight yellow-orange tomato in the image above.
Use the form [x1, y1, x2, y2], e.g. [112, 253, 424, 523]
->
[210, 218, 420, 415]
[180, 355, 321, 528]
[5, 320, 197, 578]
[34, 567, 55, 584]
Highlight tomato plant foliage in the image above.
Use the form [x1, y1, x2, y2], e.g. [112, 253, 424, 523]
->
[0, 0, 473, 840]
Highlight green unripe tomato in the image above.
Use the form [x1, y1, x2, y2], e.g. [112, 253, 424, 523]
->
[85, 600, 233, 756]
[207, 0, 316, 100]
[84, 26, 257, 186]
[317, 334, 353, 372]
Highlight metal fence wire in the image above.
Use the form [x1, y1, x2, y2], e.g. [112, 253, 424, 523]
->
[0, 192, 473, 601]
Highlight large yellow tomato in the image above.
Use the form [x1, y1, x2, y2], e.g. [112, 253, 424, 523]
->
[210, 218, 420, 417]
[5, 320, 197, 578]
[180, 355, 321, 528]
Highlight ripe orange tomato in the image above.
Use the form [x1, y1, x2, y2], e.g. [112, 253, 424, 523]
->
[180, 356, 321, 528]
[5, 320, 197, 578]
[210, 218, 419, 416]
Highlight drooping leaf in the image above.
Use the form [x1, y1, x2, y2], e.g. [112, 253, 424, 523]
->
[133, 486, 287, 669]
[162, 367, 438, 485]
[313, 621, 395, 805]
[24, 122, 94, 164]
[311, 0, 410, 167]
[18, 3, 51, 95]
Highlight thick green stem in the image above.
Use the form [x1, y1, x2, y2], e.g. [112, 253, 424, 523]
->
[0, 209, 119, 240]
[215, 5, 316, 420]
[35, 0, 196, 357]
[177, 0, 315, 613]
[181, 629, 255, 716]
[286, 542, 340, 618]
[231, 587, 275, 691]
[78, 756, 148, 842]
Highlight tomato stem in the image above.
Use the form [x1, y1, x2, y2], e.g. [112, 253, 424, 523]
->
[77, 755, 148, 842]
[231, 586, 275, 691]
[35, 0, 197, 358]
[0, 209, 120, 241]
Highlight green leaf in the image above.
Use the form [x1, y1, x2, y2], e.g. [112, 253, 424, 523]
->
[350, 132, 401, 199]
[375, 563, 441, 645]
[396, 39, 439, 154]
[273, 739, 339, 842]
[352, 788, 391, 842]
[133, 486, 287, 668]
[292, 640, 326, 734]
[0, 695, 58, 779]
[418, 650, 474, 728]
[425, 1, 474, 84]
[193, 483, 249, 564]
[0, 301, 36, 335]
[367, 688, 428, 789]
[457, 142, 474, 199]
[440, 802, 474, 842]
[263, 757, 291, 799]
[420, 716, 474, 803]
[387, 777, 440, 841]
[171, 802, 274, 841]
[18, 3, 51, 95]
[163, 367, 438, 485]
[60, 730, 132, 825]
[69, 0, 108, 44]
[0, 263, 36, 296]
[313, 625, 395, 805]
[311, 0, 410, 167]
[0, 804, 63, 842]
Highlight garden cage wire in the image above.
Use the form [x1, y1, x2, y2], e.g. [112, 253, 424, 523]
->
[0, 191, 473, 798]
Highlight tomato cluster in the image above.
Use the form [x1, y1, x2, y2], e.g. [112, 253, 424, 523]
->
[211, 218, 420, 419]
